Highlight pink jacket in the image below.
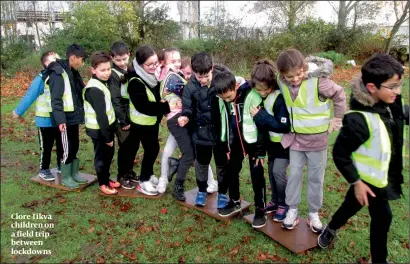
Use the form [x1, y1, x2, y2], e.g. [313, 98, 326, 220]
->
[281, 77, 346, 151]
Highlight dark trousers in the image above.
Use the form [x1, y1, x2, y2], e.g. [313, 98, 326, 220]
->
[328, 185, 392, 264]
[92, 137, 115, 186]
[167, 114, 194, 183]
[59, 124, 79, 164]
[118, 123, 160, 182]
[38, 127, 63, 170]
[116, 125, 130, 175]
[267, 146, 289, 206]
[219, 138, 266, 208]
[194, 143, 228, 192]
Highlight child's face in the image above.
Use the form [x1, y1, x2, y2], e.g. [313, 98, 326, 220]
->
[69, 55, 85, 70]
[112, 53, 130, 71]
[253, 81, 273, 99]
[194, 69, 213, 87]
[218, 89, 237, 103]
[142, 54, 159, 75]
[369, 74, 402, 104]
[43, 54, 57, 68]
[180, 65, 192, 80]
[283, 67, 306, 86]
[164, 51, 181, 70]
[91, 61, 112, 81]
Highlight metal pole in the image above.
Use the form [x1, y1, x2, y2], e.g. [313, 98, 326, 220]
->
[198, 0, 200, 39]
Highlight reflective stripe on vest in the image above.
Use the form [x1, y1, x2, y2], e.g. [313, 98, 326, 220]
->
[242, 89, 262, 143]
[35, 73, 51, 117]
[350, 110, 391, 188]
[129, 77, 157, 125]
[35, 70, 74, 116]
[401, 98, 407, 167]
[277, 75, 331, 134]
[82, 79, 116, 129]
[218, 97, 229, 142]
[111, 68, 129, 99]
[264, 90, 283, 142]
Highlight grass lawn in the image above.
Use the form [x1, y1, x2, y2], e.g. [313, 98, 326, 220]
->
[0, 73, 408, 263]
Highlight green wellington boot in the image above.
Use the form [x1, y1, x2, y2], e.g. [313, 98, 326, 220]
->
[60, 163, 80, 189]
[71, 158, 88, 184]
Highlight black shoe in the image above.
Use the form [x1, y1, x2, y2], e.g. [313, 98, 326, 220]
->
[120, 177, 135, 189]
[318, 225, 336, 248]
[128, 170, 139, 183]
[252, 207, 267, 229]
[218, 200, 241, 217]
[172, 183, 186, 201]
[167, 157, 180, 182]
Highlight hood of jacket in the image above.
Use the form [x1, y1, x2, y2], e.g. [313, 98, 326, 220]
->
[306, 56, 334, 79]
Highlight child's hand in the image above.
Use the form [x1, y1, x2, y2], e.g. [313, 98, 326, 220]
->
[59, 123, 66, 132]
[226, 152, 230, 160]
[12, 110, 20, 119]
[328, 117, 342, 133]
[106, 141, 114, 147]
[121, 125, 130, 131]
[254, 157, 264, 167]
[178, 116, 189, 127]
[250, 106, 261, 117]
[354, 180, 376, 206]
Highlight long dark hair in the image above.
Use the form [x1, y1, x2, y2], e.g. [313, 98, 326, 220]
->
[135, 44, 156, 65]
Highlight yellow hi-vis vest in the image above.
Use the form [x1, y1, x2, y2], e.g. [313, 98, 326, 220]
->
[277, 75, 331, 134]
[219, 89, 261, 144]
[35, 70, 74, 117]
[111, 68, 129, 99]
[129, 77, 157, 125]
[350, 110, 391, 188]
[264, 90, 284, 142]
[82, 78, 116, 129]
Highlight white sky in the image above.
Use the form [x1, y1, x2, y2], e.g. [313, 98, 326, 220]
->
[160, 1, 399, 27]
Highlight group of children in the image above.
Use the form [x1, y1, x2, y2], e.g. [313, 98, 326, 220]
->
[14, 41, 408, 263]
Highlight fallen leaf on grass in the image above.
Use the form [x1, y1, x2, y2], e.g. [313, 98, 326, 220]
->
[88, 226, 95, 233]
[194, 256, 201, 263]
[161, 208, 168, 214]
[228, 247, 239, 256]
[59, 198, 66, 203]
[178, 256, 186, 263]
[256, 252, 267, 261]
[96, 256, 105, 264]
[357, 256, 368, 264]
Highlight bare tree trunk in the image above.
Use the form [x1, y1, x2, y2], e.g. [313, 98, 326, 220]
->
[138, 1, 145, 40]
[32, 1, 42, 49]
[384, 1, 410, 53]
[337, 1, 347, 29]
[352, 4, 358, 30]
[48, 1, 53, 35]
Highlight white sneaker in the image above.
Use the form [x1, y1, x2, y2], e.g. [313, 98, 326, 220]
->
[149, 175, 159, 186]
[138, 181, 158, 196]
[307, 212, 323, 233]
[206, 180, 218, 193]
[281, 208, 299, 230]
[156, 177, 168, 194]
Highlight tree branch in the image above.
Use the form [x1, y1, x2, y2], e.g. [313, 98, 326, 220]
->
[346, 1, 359, 13]
[328, 1, 338, 14]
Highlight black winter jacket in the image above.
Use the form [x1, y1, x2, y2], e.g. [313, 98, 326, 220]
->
[181, 75, 222, 146]
[333, 77, 409, 200]
[253, 90, 291, 159]
[108, 64, 130, 127]
[83, 76, 117, 143]
[126, 71, 170, 126]
[48, 59, 85, 126]
[220, 81, 267, 158]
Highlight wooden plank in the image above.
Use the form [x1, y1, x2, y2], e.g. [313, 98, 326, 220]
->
[243, 213, 319, 254]
[176, 188, 252, 221]
[30, 169, 97, 192]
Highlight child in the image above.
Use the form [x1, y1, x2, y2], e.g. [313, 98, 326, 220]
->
[248, 59, 291, 222]
[178, 52, 228, 206]
[108, 41, 135, 190]
[214, 69, 268, 228]
[82, 51, 121, 195]
[318, 53, 408, 263]
[48, 44, 88, 189]
[117, 44, 170, 196]
[13, 51, 63, 181]
[157, 48, 218, 197]
[275, 49, 346, 232]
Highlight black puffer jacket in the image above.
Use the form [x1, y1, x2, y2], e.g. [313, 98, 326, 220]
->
[48, 59, 85, 126]
[333, 77, 409, 200]
[181, 75, 222, 146]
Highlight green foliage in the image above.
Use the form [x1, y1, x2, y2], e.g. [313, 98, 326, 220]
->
[315, 50, 347, 66]
[1, 40, 35, 70]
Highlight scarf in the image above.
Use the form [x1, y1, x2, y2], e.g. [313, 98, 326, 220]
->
[132, 58, 158, 88]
